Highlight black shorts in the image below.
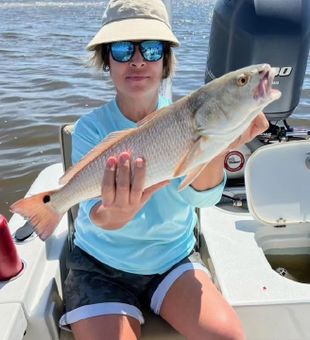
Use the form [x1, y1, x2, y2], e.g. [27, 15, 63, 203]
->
[59, 246, 210, 329]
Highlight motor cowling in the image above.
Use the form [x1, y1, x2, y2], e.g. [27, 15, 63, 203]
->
[205, 0, 310, 121]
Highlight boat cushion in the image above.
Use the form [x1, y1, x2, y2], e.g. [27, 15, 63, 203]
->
[245, 140, 310, 225]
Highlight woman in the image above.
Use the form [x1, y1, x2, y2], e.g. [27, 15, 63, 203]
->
[60, 0, 268, 339]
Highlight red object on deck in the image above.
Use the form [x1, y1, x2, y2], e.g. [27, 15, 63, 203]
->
[0, 215, 23, 281]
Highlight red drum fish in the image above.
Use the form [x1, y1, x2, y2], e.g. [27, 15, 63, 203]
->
[10, 64, 281, 240]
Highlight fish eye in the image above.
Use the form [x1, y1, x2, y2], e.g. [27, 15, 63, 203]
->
[43, 195, 50, 203]
[236, 74, 249, 86]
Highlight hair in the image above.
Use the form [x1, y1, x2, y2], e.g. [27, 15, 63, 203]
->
[89, 42, 176, 79]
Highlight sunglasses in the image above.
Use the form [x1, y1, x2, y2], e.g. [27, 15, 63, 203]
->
[110, 40, 165, 63]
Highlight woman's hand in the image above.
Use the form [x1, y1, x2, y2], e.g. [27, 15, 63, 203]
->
[226, 111, 269, 151]
[191, 112, 269, 191]
[90, 152, 169, 230]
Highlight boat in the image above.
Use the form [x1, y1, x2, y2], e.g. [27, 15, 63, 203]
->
[1, 0, 310, 339]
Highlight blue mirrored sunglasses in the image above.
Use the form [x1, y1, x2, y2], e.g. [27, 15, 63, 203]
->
[110, 40, 164, 63]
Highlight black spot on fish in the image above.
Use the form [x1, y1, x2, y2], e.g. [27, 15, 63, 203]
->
[43, 195, 50, 204]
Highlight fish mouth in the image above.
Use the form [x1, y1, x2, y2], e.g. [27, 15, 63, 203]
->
[254, 66, 281, 101]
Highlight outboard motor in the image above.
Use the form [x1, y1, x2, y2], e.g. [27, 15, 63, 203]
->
[206, 0, 310, 182]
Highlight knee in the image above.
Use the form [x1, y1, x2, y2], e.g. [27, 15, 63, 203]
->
[211, 311, 245, 340]
[188, 309, 245, 340]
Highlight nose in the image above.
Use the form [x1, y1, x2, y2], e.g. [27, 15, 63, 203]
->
[130, 46, 145, 68]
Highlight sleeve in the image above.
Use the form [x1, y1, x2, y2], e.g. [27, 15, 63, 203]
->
[71, 114, 103, 215]
[176, 171, 227, 208]
[71, 114, 102, 164]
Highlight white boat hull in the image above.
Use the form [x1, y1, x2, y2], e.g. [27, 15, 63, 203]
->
[2, 153, 310, 339]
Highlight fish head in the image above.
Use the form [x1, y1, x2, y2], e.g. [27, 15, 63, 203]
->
[194, 64, 281, 137]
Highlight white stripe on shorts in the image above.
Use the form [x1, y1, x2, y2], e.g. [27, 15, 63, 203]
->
[59, 302, 144, 330]
[150, 262, 211, 314]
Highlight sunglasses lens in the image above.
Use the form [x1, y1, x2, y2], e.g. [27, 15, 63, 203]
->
[110, 41, 164, 63]
[140, 40, 164, 61]
[110, 41, 134, 62]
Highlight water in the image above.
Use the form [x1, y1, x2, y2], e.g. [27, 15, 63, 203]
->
[1, 0, 310, 219]
[267, 254, 310, 284]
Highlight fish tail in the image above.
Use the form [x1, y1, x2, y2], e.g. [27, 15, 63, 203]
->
[10, 190, 64, 241]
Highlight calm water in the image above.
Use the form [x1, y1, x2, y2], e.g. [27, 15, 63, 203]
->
[1, 0, 310, 219]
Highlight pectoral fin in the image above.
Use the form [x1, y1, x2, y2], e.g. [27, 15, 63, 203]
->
[178, 163, 209, 191]
[173, 136, 208, 178]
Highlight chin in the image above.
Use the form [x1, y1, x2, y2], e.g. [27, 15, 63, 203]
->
[129, 85, 156, 96]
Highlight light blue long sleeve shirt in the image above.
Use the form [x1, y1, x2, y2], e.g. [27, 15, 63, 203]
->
[72, 96, 226, 274]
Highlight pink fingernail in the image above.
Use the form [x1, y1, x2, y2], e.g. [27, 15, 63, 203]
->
[107, 158, 116, 170]
[120, 154, 130, 166]
[136, 158, 144, 168]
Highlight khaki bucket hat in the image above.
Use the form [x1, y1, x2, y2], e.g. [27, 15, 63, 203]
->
[87, 0, 179, 50]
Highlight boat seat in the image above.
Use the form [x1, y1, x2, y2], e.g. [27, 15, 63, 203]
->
[59, 124, 78, 251]
[59, 123, 185, 339]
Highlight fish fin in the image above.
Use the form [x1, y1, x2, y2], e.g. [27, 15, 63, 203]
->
[59, 128, 135, 185]
[178, 163, 209, 191]
[137, 106, 167, 127]
[10, 190, 63, 241]
[173, 136, 208, 177]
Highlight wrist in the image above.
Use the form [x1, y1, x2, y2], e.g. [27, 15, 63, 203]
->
[191, 154, 225, 191]
[90, 202, 105, 225]
[90, 203, 128, 230]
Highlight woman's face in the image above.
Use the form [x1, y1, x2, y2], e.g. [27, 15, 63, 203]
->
[109, 42, 164, 99]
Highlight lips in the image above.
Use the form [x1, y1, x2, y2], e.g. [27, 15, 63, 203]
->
[255, 66, 282, 102]
[126, 75, 149, 81]
[254, 67, 274, 100]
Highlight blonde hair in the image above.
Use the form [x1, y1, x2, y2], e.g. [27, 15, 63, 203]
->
[89, 43, 176, 79]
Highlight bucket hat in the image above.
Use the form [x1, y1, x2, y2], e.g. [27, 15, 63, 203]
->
[87, 0, 179, 50]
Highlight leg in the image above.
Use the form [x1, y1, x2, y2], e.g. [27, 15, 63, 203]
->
[60, 247, 145, 340]
[71, 314, 141, 340]
[160, 269, 245, 340]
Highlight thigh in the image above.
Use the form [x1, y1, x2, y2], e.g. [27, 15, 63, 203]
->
[159, 269, 245, 340]
[60, 247, 145, 331]
[71, 314, 140, 340]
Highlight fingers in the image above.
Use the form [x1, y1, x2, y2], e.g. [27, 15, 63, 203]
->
[253, 112, 269, 135]
[245, 112, 269, 143]
[102, 153, 167, 209]
[102, 152, 134, 207]
[130, 157, 146, 205]
[103, 153, 146, 207]
[114, 152, 131, 206]
[101, 156, 117, 206]
[230, 112, 269, 150]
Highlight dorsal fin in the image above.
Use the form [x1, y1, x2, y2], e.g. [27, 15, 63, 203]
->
[137, 106, 167, 127]
[59, 128, 135, 185]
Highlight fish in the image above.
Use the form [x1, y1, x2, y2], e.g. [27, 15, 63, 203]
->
[10, 64, 281, 240]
